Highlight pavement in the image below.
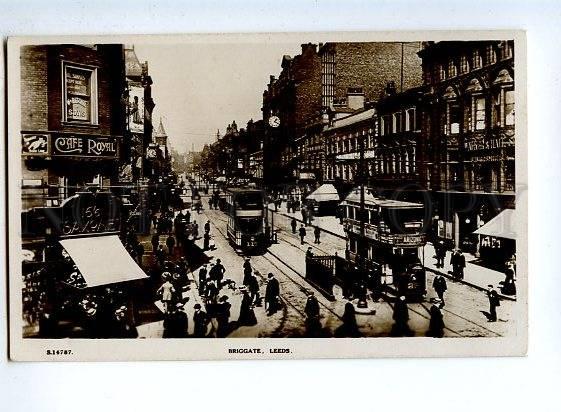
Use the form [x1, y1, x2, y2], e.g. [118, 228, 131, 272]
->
[423, 243, 516, 301]
[266, 203, 346, 238]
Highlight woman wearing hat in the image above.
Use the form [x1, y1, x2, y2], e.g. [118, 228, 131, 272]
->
[238, 287, 257, 327]
[216, 295, 231, 337]
[193, 304, 209, 337]
[157, 277, 175, 314]
[426, 299, 445, 338]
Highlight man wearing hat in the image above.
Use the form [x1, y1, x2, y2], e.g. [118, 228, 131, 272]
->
[247, 273, 261, 306]
[210, 258, 225, 289]
[243, 258, 253, 286]
[198, 264, 208, 296]
[304, 291, 321, 336]
[193, 303, 208, 337]
[299, 224, 307, 245]
[487, 285, 500, 322]
[265, 273, 280, 316]
[433, 273, 448, 305]
[450, 249, 466, 280]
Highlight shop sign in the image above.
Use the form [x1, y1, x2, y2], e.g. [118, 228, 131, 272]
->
[464, 137, 515, 152]
[44, 191, 121, 237]
[22, 134, 49, 155]
[52, 134, 118, 158]
[470, 155, 501, 162]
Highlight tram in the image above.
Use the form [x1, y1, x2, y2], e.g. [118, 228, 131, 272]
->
[341, 189, 428, 301]
[223, 187, 267, 252]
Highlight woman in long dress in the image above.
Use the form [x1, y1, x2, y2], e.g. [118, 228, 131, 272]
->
[238, 289, 257, 326]
[157, 279, 175, 314]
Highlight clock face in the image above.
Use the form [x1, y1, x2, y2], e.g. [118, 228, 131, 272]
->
[269, 115, 280, 128]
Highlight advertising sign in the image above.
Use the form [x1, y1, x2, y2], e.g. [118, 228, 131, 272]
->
[128, 85, 145, 133]
[65, 67, 92, 122]
[22, 134, 48, 155]
[43, 191, 121, 237]
[51, 134, 118, 158]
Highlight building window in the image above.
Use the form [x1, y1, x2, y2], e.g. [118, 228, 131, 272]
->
[381, 115, 391, 136]
[439, 64, 446, 81]
[448, 60, 457, 77]
[505, 90, 515, 126]
[405, 108, 416, 131]
[393, 112, 403, 134]
[485, 45, 497, 65]
[473, 96, 486, 130]
[460, 55, 469, 74]
[63, 63, 98, 124]
[447, 102, 461, 135]
[472, 49, 482, 70]
[500, 41, 514, 60]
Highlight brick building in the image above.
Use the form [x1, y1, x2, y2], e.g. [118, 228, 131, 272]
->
[21, 44, 125, 212]
[418, 40, 515, 256]
[319, 42, 422, 111]
[262, 41, 423, 186]
[262, 43, 322, 185]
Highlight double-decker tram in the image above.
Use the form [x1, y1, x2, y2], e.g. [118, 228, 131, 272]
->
[223, 187, 267, 252]
[342, 189, 428, 301]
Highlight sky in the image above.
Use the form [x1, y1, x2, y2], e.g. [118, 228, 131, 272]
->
[134, 42, 303, 153]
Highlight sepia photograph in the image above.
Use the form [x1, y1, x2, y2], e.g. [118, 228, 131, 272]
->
[7, 32, 527, 360]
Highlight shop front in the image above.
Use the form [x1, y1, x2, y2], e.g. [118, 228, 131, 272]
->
[473, 208, 517, 270]
[23, 191, 148, 338]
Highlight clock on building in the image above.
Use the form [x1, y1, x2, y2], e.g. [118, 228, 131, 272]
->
[268, 115, 281, 128]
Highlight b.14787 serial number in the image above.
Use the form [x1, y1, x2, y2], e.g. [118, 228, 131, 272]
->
[46, 349, 73, 355]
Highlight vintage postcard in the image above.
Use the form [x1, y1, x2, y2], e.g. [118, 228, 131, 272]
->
[7, 31, 527, 361]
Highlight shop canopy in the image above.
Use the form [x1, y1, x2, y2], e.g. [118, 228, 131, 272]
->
[306, 184, 340, 202]
[473, 208, 517, 240]
[59, 235, 149, 288]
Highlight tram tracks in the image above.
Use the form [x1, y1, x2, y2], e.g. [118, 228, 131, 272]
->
[203, 208, 503, 338]
[203, 210, 343, 324]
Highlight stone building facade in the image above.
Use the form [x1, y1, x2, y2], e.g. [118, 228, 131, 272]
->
[418, 40, 515, 250]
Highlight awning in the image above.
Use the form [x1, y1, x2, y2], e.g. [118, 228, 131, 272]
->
[473, 209, 517, 240]
[59, 235, 149, 288]
[306, 184, 340, 202]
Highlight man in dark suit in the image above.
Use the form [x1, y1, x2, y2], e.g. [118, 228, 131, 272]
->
[299, 224, 307, 245]
[450, 249, 466, 280]
[265, 273, 280, 316]
[433, 274, 448, 305]
[487, 285, 501, 322]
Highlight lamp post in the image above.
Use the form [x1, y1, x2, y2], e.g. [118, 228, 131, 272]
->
[357, 130, 368, 309]
[266, 114, 281, 244]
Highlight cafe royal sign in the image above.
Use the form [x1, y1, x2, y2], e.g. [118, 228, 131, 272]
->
[21, 133, 118, 159]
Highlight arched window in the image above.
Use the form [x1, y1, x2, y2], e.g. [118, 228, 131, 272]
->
[472, 49, 482, 69]
[460, 55, 470, 74]
[492, 69, 515, 127]
[443, 86, 460, 135]
[466, 79, 485, 131]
